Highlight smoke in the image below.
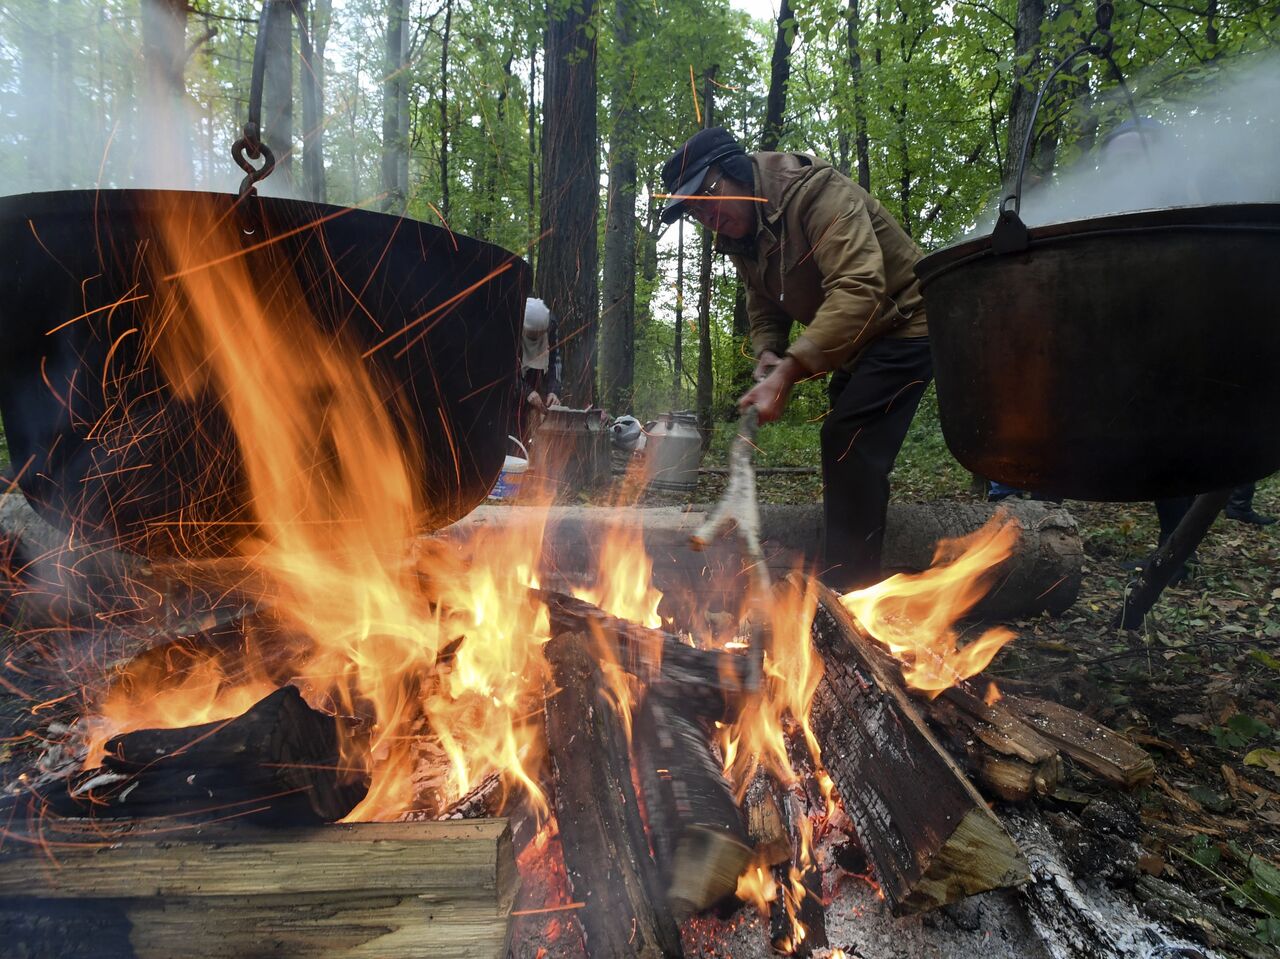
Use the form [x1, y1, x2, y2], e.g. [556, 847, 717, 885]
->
[0, 0, 291, 199]
[1001, 51, 1280, 229]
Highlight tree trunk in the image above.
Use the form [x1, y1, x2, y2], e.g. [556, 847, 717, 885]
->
[139, 0, 190, 187]
[296, 0, 327, 202]
[848, 0, 872, 190]
[695, 66, 717, 438]
[381, 0, 409, 212]
[760, 0, 795, 151]
[1004, 0, 1046, 187]
[601, 0, 639, 414]
[19, 1, 52, 191]
[527, 40, 538, 272]
[263, 0, 294, 180]
[674, 219, 685, 405]
[538, 0, 600, 405]
[439, 0, 454, 220]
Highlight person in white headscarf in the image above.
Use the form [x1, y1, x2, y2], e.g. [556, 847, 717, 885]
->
[517, 297, 562, 441]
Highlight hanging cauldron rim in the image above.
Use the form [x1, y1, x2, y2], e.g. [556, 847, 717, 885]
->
[916, 202, 1280, 289]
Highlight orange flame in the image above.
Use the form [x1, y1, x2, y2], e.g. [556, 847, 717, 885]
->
[721, 571, 822, 795]
[78, 193, 554, 822]
[838, 514, 1020, 694]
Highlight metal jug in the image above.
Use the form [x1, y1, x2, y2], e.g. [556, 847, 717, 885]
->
[643, 412, 704, 493]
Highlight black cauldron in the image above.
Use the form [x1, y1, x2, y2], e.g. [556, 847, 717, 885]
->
[0, 189, 529, 554]
[915, 203, 1280, 501]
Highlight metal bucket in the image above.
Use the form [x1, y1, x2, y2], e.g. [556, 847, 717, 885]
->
[643, 412, 704, 493]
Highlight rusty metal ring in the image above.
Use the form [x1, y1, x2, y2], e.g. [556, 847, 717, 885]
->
[234, 141, 276, 199]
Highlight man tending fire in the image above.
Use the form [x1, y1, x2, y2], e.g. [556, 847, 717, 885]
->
[659, 128, 932, 593]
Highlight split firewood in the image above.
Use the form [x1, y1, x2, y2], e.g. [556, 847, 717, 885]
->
[767, 781, 828, 956]
[0, 819, 517, 959]
[1004, 695, 1156, 789]
[802, 577, 1029, 914]
[29, 685, 367, 825]
[633, 689, 752, 921]
[742, 773, 791, 868]
[543, 631, 685, 959]
[538, 588, 753, 718]
[923, 684, 1063, 802]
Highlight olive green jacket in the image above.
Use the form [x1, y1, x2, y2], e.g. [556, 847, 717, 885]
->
[718, 152, 929, 374]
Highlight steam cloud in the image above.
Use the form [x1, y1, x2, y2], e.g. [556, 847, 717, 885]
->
[1011, 52, 1280, 229]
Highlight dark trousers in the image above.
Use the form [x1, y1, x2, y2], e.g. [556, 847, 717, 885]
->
[820, 336, 933, 592]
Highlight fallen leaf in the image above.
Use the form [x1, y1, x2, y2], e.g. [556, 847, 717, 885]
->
[1138, 852, 1166, 876]
[1244, 747, 1280, 778]
[1172, 713, 1208, 729]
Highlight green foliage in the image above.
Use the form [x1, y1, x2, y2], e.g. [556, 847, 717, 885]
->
[1210, 713, 1275, 750]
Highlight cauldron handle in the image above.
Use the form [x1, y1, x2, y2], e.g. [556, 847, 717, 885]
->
[994, 0, 1142, 254]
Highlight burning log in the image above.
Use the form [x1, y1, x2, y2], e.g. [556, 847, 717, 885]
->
[766, 782, 828, 956]
[543, 631, 685, 958]
[1003, 695, 1156, 789]
[633, 690, 752, 921]
[34, 685, 367, 825]
[923, 684, 1063, 802]
[0, 819, 517, 959]
[806, 581, 1029, 914]
[539, 588, 753, 718]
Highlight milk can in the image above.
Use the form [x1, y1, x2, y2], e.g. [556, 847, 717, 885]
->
[643, 411, 704, 493]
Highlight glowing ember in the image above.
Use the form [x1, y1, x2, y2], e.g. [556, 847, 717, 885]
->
[838, 514, 1020, 694]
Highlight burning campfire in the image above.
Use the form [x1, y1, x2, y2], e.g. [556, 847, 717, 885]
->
[0, 193, 1177, 959]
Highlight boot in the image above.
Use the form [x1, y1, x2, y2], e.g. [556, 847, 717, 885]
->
[1225, 483, 1276, 526]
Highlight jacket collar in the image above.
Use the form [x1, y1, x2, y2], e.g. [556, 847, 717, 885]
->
[715, 152, 824, 256]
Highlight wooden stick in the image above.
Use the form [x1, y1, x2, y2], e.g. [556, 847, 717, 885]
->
[543, 632, 685, 958]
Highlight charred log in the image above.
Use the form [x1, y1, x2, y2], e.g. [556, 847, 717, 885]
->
[31, 685, 366, 825]
[806, 580, 1029, 914]
[543, 631, 684, 958]
[633, 689, 751, 921]
[539, 588, 753, 718]
[767, 782, 828, 956]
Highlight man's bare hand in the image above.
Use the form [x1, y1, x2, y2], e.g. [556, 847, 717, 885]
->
[546, 393, 560, 409]
[527, 391, 545, 412]
[739, 355, 806, 423]
[753, 350, 781, 383]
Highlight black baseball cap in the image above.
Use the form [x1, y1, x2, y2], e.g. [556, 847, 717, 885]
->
[660, 127, 749, 224]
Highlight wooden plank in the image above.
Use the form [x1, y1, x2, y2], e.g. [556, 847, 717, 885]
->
[543, 632, 685, 958]
[1004, 695, 1156, 788]
[804, 578, 1028, 914]
[0, 819, 516, 959]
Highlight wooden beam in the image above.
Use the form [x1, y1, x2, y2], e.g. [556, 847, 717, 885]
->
[804, 578, 1029, 914]
[0, 819, 517, 959]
